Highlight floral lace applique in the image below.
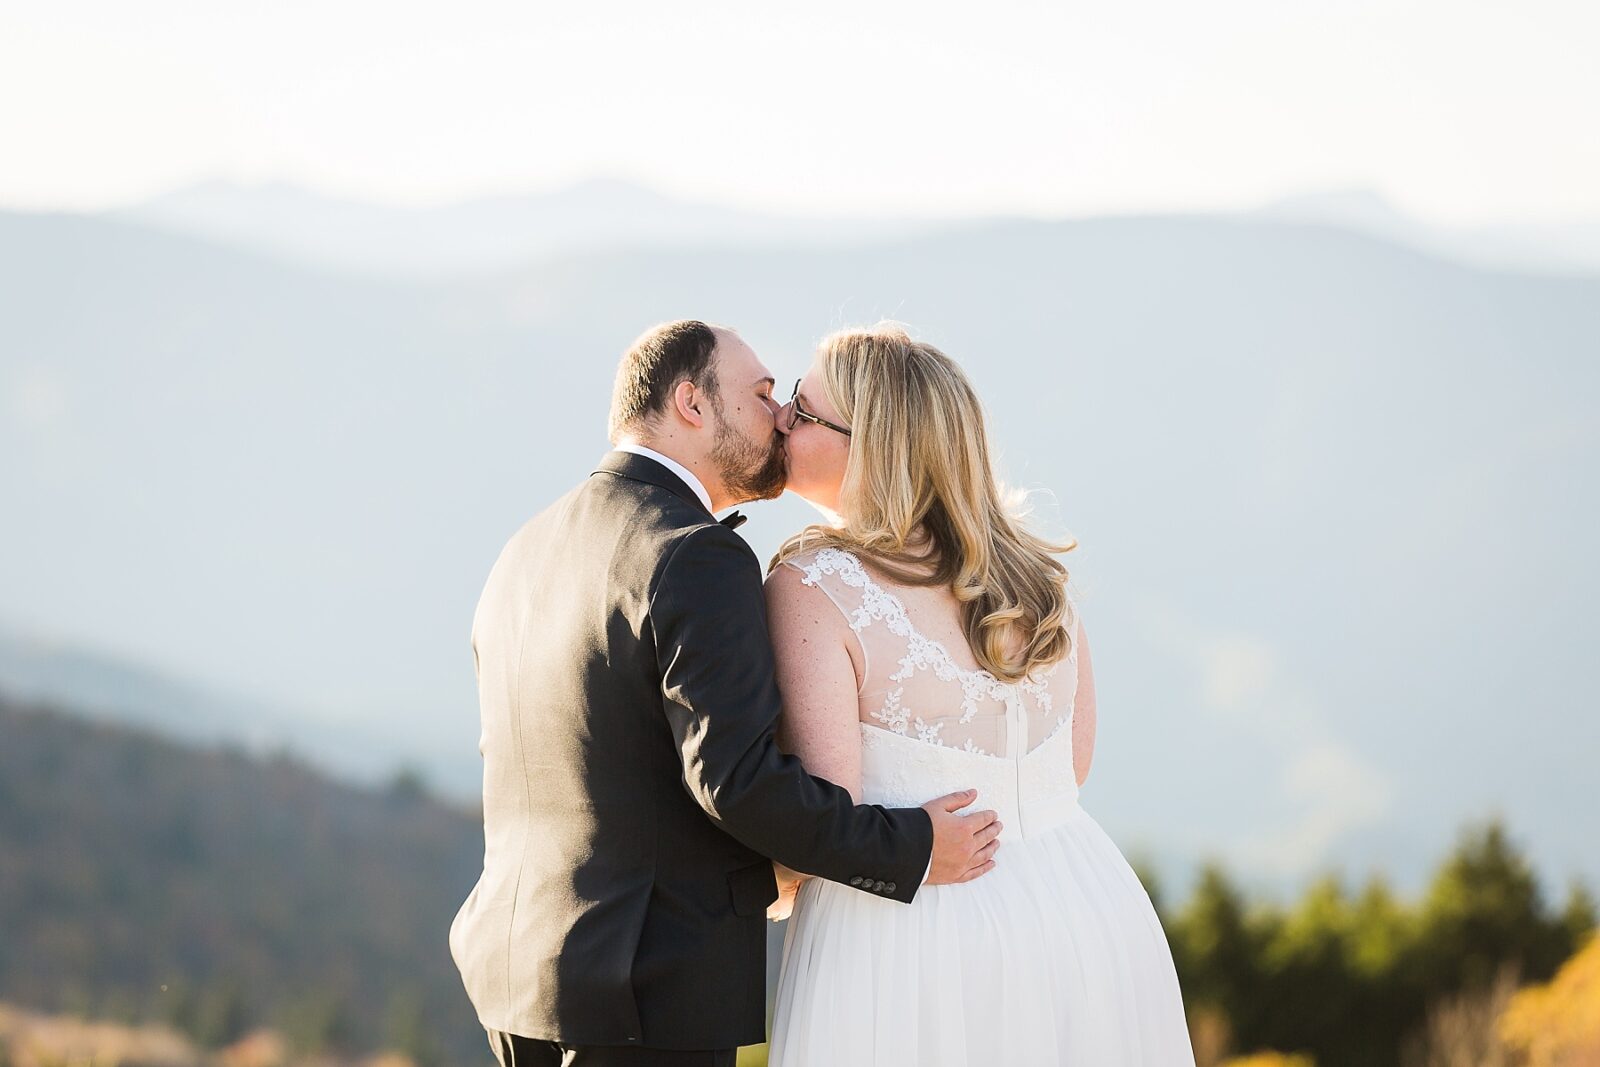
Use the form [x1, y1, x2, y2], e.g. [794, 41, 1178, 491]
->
[870, 687, 909, 734]
[797, 546, 1073, 762]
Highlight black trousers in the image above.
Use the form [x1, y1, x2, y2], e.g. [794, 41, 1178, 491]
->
[487, 1029, 738, 1067]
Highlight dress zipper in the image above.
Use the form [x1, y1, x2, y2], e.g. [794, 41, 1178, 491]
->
[1008, 688, 1027, 839]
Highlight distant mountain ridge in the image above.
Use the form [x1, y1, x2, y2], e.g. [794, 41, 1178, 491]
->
[1250, 187, 1600, 277]
[113, 177, 935, 279]
[104, 177, 1600, 281]
[3, 204, 1596, 904]
[0, 627, 420, 790]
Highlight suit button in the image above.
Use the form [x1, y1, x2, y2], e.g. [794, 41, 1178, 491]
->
[850, 876, 864, 886]
[885, 882, 897, 893]
[874, 880, 886, 891]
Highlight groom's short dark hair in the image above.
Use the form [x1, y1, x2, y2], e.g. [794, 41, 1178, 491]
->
[608, 319, 722, 442]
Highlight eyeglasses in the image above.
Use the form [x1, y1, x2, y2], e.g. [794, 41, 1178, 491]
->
[787, 380, 852, 437]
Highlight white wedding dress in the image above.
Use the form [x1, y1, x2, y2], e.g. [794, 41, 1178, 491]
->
[767, 547, 1196, 1066]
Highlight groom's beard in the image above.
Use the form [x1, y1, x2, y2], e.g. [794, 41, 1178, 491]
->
[711, 411, 788, 503]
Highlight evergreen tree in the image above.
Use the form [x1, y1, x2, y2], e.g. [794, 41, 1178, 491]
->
[1560, 878, 1597, 948]
[1172, 863, 1273, 1048]
[1414, 818, 1570, 995]
[1128, 853, 1166, 922]
[1345, 875, 1426, 1067]
[1256, 874, 1352, 1059]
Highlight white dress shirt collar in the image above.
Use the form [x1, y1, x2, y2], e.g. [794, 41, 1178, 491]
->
[614, 443, 715, 515]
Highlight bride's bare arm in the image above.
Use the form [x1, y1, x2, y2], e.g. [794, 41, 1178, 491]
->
[762, 562, 868, 916]
[1072, 617, 1097, 788]
[764, 562, 866, 799]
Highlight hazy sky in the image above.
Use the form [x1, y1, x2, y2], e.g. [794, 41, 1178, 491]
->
[2, 0, 1595, 223]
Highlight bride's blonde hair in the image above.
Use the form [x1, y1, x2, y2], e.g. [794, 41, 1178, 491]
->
[770, 323, 1078, 682]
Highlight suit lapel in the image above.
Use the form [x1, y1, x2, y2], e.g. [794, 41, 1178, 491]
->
[593, 450, 714, 519]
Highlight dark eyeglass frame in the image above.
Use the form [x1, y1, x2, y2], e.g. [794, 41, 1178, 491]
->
[788, 379, 852, 437]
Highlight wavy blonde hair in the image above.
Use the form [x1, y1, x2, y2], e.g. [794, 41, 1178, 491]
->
[770, 323, 1078, 682]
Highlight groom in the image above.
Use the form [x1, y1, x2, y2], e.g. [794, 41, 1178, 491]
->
[450, 320, 1000, 1066]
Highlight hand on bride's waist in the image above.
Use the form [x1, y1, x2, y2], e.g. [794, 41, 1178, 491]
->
[768, 862, 808, 922]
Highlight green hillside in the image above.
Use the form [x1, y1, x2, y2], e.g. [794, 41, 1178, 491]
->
[0, 694, 485, 1065]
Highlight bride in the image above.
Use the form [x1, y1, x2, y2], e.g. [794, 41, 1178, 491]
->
[762, 324, 1196, 1065]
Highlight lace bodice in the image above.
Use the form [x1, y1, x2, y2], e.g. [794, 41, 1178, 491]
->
[783, 546, 1084, 838]
[785, 546, 1079, 756]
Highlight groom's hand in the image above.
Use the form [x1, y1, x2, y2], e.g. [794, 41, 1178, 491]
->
[922, 789, 1001, 885]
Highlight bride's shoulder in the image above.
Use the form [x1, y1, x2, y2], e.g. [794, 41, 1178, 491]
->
[765, 547, 862, 643]
[766, 543, 866, 590]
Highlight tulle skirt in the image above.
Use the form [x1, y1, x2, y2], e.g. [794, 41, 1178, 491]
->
[768, 803, 1197, 1066]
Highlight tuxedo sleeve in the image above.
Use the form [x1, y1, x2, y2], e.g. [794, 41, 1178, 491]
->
[652, 523, 933, 904]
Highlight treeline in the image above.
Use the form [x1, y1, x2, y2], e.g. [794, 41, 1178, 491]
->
[3, 693, 1594, 1067]
[1140, 822, 1596, 1066]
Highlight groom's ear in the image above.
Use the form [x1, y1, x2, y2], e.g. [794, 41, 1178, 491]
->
[671, 378, 708, 430]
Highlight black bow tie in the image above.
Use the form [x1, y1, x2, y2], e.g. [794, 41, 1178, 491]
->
[719, 511, 747, 530]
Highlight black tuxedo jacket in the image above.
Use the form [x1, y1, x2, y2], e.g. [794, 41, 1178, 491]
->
[449, 451, 934, 1050]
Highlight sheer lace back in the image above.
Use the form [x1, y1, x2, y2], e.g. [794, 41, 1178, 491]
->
[784, 546, 1080, 759]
